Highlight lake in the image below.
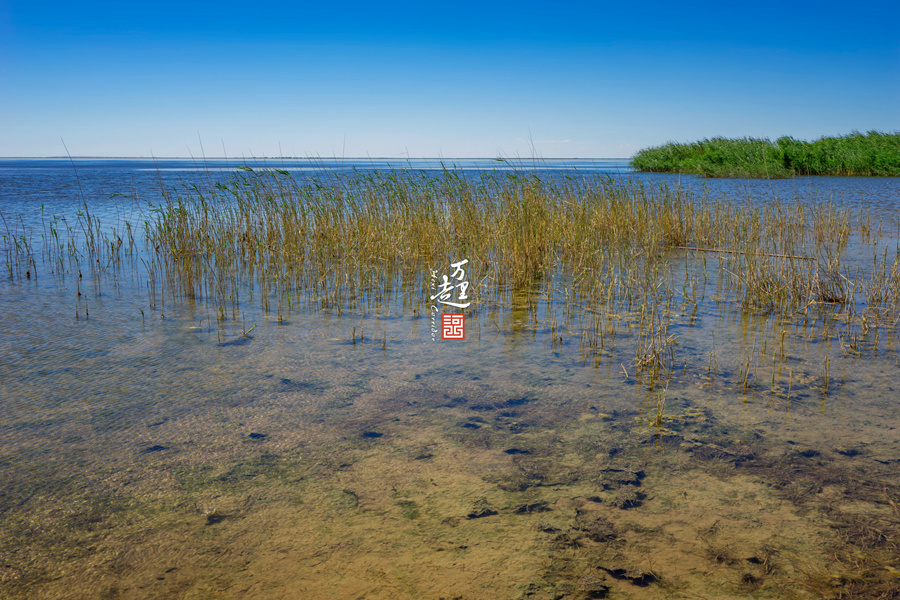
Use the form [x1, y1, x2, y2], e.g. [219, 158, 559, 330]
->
[1, 158, 899, 599]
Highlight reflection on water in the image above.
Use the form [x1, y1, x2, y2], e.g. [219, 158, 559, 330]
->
[1, 160, 899, 599]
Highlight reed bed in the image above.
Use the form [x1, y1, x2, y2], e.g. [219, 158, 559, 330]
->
[144, 167, 895, 313]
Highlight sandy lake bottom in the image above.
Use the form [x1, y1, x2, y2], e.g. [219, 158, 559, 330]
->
[1, 289, 899, 600]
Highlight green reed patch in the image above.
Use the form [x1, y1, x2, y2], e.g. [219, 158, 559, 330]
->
[631, 131, 900, 177]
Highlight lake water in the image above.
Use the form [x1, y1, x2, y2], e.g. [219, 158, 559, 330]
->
[1, 159, 899, 599]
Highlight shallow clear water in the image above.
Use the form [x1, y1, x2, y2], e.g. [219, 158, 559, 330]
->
[1, 159, 899, 599]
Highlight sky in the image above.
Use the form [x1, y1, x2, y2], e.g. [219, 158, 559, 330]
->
[1, 1, 898, 158]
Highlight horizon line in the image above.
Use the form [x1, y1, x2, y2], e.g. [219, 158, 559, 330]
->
[0, 156, 633, 161]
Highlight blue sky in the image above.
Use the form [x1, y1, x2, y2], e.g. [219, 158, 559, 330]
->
[1, 1, 897, 158]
